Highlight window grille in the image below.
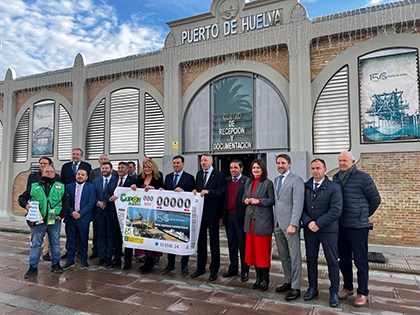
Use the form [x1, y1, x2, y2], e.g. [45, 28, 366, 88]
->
[144, 93, 164, 157]
[58, 104, 73, 160]
[86, 98, 106, 159]
[110, 89, 139, 154]
[313, 66, 350, 154]
[13, 108, 30, 162]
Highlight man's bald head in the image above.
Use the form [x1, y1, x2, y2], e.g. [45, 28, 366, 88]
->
[338, 151, 355, 173]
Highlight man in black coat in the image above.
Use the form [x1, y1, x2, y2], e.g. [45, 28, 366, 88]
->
[60, 148, 92, 185]
[161, 155, 195, 276]
[302, 158, 342, 308]
[103, 162, 137, 269]
[191, 154, 225, 281]
[221, 160, 249, 282]
[333, 151, 381, 307]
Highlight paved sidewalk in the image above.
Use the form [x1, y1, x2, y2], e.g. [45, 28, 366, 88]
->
[0, 227, 420, 314]
[1, 220, 420, 275]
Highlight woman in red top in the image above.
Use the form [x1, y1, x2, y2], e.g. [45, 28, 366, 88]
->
[242, 159, 275, 291]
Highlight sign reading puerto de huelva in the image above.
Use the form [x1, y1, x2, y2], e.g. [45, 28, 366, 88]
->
[115, 188, 204, 255]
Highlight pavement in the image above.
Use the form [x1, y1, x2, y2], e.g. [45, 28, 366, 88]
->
[0, 221, 419, 315]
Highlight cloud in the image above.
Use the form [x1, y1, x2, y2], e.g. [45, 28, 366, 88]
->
[0, 0, 166, 78]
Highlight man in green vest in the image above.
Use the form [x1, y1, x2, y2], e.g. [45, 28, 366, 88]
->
[19, 165, 70, 279]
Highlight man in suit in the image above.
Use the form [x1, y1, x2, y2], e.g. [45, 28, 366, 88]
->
[63, 169, 96, 269]
[88, 153, 116, 259]
[127, 161, 138, 180]
[60, 148, 92, 260]
[333, 151, 381, 307]
[302, 159, 342, 308]
[273, 154, 304, 301]
[26, 156, 61, 262]
[161, 155, 195, 276]
[221, 160, 249, 282]
[104, 162, 137, 269]
[89, 154, 115, 183]
[191, 154, 225, 281]
[92, 162, 115, 267]
[60, 148, 92, 185]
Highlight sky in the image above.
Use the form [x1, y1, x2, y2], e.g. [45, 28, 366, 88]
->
[0, 0, 398, 78]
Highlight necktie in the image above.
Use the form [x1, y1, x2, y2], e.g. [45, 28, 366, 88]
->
[313, 182, 319, 193]
[75, 185, 81, 212]
[104, 178, 108, 191]
[276, 175, 284, 196]
[203, 171, 208, 186]
[232, 177, 238, 183]
[173, 173, 178, 190]
[72, 163, 77, 175]
[118, 177, 123, 187]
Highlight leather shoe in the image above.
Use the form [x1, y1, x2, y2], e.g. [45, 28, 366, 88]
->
[122, 263, 131, 271]
[338, 288, 354, 300]
[181, 265, 189, 276]
[209, 273, 217, 281]
[285, 289, 301, 301]
[303, 287, 319, 301]
[240, 272, 249, 282]
[354, 294, 368, 307]
[190, 269, 205, 278]
[97, 258, 105, 266]
[89, 252, 98, 259]
[162, 264, 175, 274]
[222, 270, 238, 278]
[107, 260, 121, 269]
[330, 293, 340, 308]
[42, 253, 51, 261]
[275, 283, 292, 292]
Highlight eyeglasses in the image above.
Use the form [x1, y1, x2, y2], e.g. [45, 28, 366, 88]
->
[43, 171, 55, 174]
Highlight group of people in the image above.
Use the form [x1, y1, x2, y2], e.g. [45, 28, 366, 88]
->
[18, 149, 380, 308]
[221, 152, 380, 308]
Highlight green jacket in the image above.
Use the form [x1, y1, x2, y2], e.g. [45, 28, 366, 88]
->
[30, 182, 65, 217]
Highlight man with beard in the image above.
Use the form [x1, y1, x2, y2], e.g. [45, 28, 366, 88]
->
[19, 166, 69, 278]
[63, 169, 96, 269]
[92, 162, 115, 266]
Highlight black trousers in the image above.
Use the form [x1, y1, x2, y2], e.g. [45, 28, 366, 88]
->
[167, 253, 189, 267]
[225, 213, 249, 274]
[197, 218, 220, 274]
[110, 216, 122, 263]
[338, 226, 370, 296]
[304, 228, 339, 294]
[96, 216, 113, 261]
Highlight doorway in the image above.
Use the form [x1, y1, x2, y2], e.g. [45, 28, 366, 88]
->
[213, 154, 262, 178]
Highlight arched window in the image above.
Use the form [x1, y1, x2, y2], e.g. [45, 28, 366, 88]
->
[13, 100, 73, 163]
[86, 87, 164, 159]
[183, 72, 288, 153]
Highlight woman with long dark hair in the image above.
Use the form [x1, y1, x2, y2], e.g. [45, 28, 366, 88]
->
[242, 159, 275, 291]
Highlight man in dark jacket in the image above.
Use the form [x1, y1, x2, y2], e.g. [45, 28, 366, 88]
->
[19, 166, 69, 279]
[333, 151, 381, 307]
[302, 159, 342, 308]
[221, 160, 249, 282]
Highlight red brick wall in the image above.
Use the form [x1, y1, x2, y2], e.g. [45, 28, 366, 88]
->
[15, 85, 73, 117]
[87, 69, 164, 108]
[181, 46, 289, 96]
[328, 152, 420, 247]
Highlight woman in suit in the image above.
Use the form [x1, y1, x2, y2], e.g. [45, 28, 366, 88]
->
[243, 159, 275, 291]
[130, 158, 164, 274]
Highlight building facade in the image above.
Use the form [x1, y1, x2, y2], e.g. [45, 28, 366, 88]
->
[1, 0, 420, 248]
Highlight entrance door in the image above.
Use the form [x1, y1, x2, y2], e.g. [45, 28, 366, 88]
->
[213, 154, 259, 178]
